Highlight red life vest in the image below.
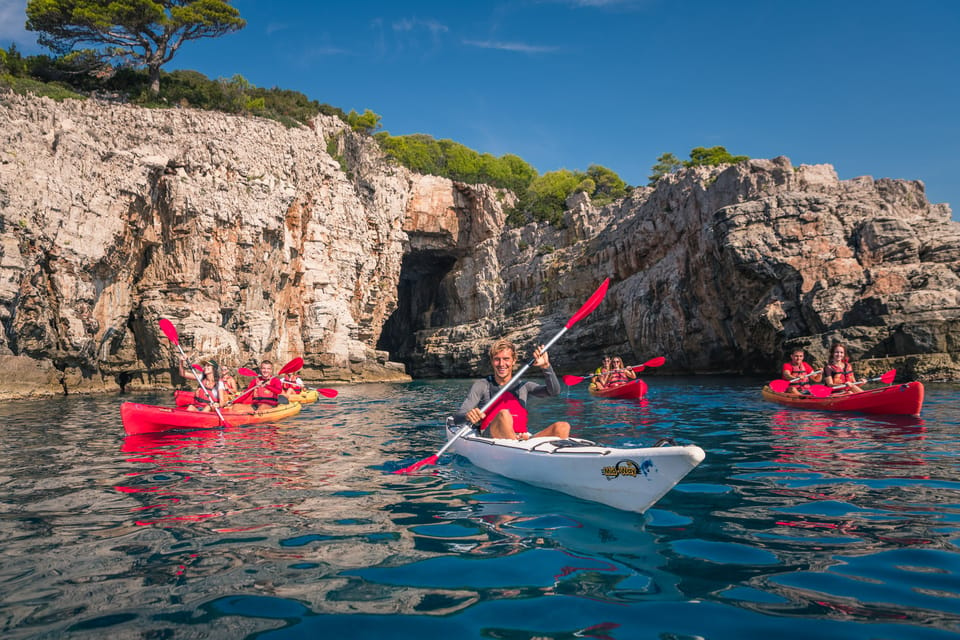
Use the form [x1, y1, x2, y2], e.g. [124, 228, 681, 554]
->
[249, 376, 282, 406]
[480, 390, 528, 433]
[782, 362, 813, 388]
[281, 378, 302, 393]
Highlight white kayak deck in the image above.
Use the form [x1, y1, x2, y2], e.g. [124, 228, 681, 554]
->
[445, 421, 705, 514]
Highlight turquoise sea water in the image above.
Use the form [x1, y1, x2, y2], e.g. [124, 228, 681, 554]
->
[1, 376, 958, 639]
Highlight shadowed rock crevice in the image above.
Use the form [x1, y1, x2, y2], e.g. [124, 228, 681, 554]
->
[377, 250, 458, 375]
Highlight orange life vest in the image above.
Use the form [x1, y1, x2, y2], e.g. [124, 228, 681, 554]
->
[193, 380, 223, 407]
[825, 363, 856, 384]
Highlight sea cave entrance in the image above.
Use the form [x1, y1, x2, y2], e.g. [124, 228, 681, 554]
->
[377, 250, 458, 374]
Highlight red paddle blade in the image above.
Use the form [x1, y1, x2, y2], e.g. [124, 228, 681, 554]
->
[317, 388, 338, 398]
[807, 385, 833, 398]
[643, 356, 666, 368]
[158, 318, 179, 345]
[631, 365, 646, 373]
[191, 364, 204, 372]
[394, 455, 438, 475]
[566, 278, 609, 329]
[879, 369, 896, 384]
[769, 379, 790, 393]
[279, 357, 304, 375]
[237, 367, 258, 377]
[562, 374, 586, 386]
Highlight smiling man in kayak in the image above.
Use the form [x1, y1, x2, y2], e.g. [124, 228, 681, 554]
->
[455, 340, 571, 441]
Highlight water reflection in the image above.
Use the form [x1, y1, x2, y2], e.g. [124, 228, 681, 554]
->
[768, 408, 929, 479]
[1, 382, 960, 638]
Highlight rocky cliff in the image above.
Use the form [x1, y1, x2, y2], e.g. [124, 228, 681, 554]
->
[0, 92, 957, 398]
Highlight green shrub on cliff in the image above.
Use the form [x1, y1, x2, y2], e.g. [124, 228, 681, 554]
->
[648, 147, 749, 185]
[346, 109, 382, 134]
[376, 130, 630, 227]
[0, 73, 84, 101]
[374, 132, 537, 193]
[685, 146, 749, 167]
[507, 165, 629, 227]
[0, 48, 345, 127]
[648, 152, 683, 185]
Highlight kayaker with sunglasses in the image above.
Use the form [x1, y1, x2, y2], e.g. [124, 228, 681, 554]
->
[599, 356, 636, 389]
[185, 360, 228, 412]
[590, 355, 613, 391]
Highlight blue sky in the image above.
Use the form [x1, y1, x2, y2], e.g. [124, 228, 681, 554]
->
[3, 0, 958, 220]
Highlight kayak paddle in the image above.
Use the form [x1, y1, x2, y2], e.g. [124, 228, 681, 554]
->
[768, 369, 823, 394]
[562, 356, 665, 386]
[806, 369, 897, 398]
[395, 277, 610, 474]
[158, 318, 230, 427]
[223, 357, 304, 407]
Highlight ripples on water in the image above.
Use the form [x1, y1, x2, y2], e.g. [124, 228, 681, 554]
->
[0, 377, 958, 639]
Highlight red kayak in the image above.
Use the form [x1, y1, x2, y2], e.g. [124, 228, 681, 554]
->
[120, 401, 302, 436]
[589, 378, 648, 400]
[761, 381, 924, 416]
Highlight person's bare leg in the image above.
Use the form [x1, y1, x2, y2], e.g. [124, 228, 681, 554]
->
[487, 410, 516, 439]
[533, 421, 570, 439]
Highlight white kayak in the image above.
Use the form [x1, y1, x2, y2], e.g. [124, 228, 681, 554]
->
[444, 419, 705, 514]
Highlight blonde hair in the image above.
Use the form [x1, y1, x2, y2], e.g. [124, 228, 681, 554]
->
[488, 340, 516, 360]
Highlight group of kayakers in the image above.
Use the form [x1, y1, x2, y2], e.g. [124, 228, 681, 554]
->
[180, 357, 306, 413]
[781, 341, 863, 395]
[454, 339, 657, 442]
[589, 354, 636, 391]
[454, 335, 879, 444]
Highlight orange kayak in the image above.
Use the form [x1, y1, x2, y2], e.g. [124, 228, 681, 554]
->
[761, 381, 924, 416]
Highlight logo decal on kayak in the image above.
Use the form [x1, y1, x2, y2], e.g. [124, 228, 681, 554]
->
[601, 459, 654, 480]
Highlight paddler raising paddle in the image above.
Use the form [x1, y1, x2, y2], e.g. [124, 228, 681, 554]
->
[455, 339, 571, 441]
[185, 359, 228, 412]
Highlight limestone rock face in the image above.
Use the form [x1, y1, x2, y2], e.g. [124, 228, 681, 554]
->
[0, 93, 414, 395]
[411, 157, 959, 382]
[0, 92, 957, 400]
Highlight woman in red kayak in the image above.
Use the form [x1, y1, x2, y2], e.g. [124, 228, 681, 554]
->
[219, 365, 238, 397]
[823, 342, 863, 394]
[186, 360, 229, 412]
[281, 370, 304, 396]
[599, 356, 636, 389]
